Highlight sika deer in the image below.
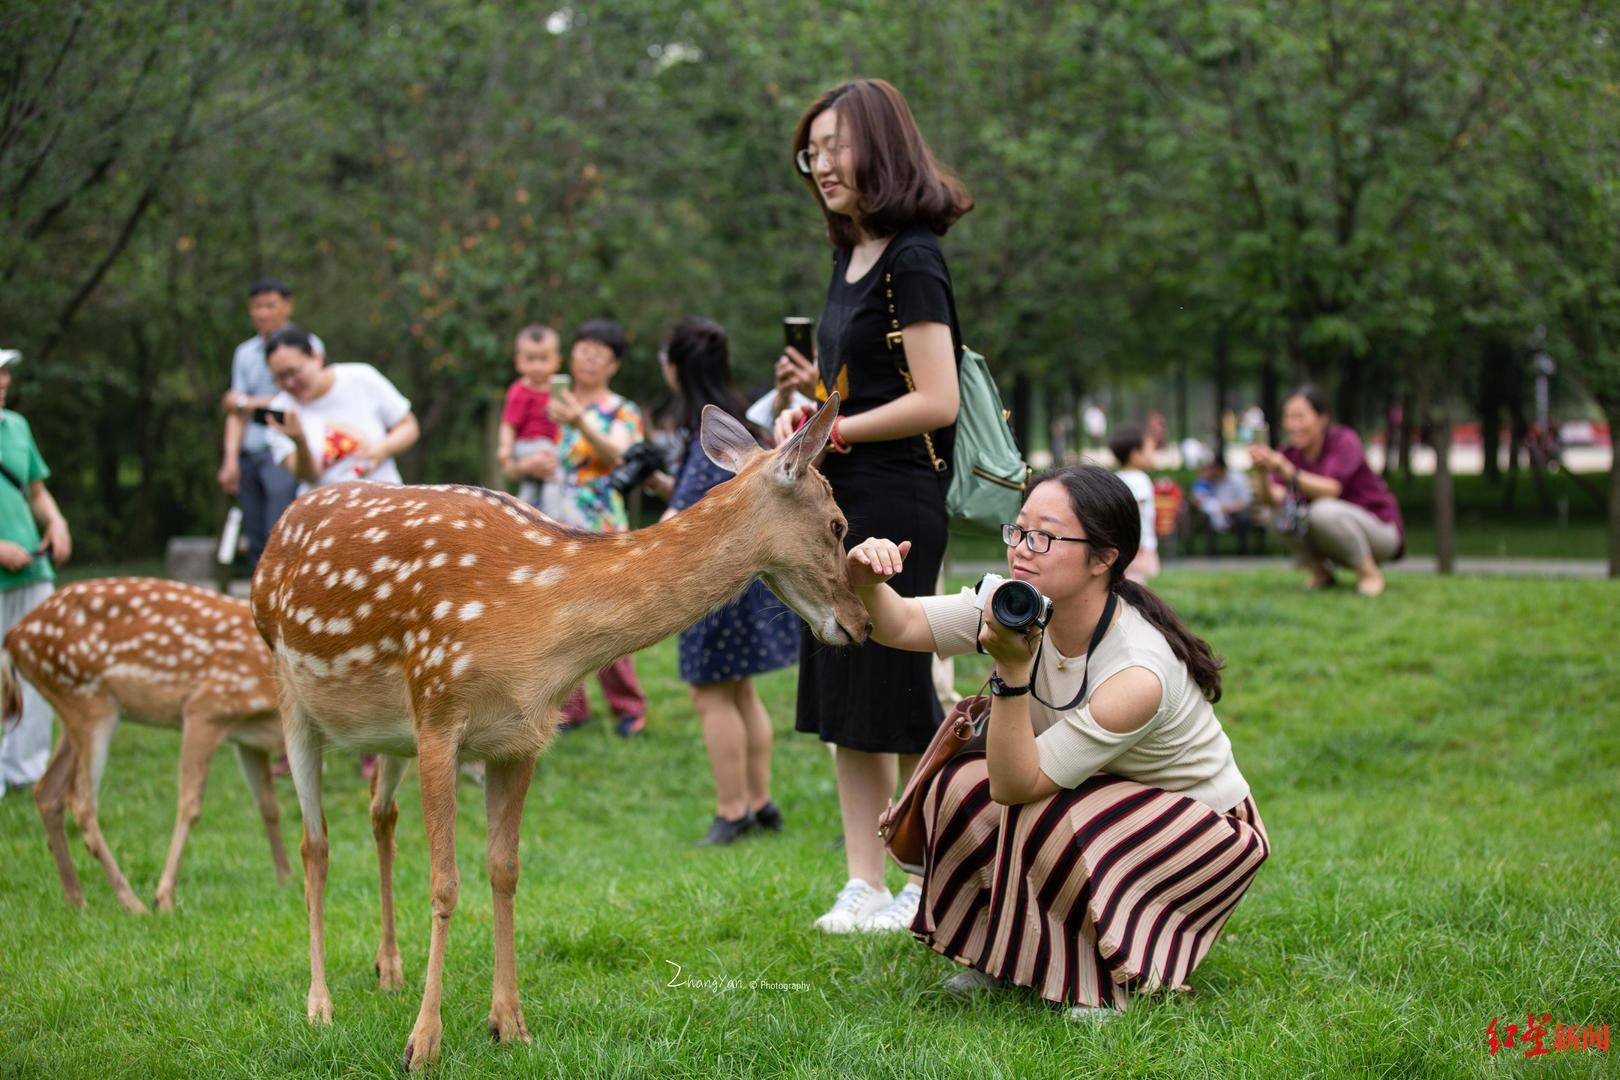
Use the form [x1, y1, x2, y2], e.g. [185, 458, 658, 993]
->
[1, 578, 288, 914]
[251, 395, 867, 1068]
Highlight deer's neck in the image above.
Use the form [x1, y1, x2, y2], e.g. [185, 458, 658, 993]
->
[561, 481, 772, 667]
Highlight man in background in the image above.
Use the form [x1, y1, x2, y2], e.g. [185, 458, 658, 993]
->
[217, 277, 325, 569]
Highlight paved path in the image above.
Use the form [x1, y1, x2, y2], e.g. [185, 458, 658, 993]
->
[946, 556, 1610, 580]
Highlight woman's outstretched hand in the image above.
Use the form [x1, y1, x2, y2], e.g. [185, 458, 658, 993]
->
[846, 537, 911, 589]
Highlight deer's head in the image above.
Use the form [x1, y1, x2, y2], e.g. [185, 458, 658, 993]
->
[699, 395, 871, 646]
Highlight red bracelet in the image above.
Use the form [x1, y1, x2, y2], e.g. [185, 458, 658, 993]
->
[829, 416, 851, 454]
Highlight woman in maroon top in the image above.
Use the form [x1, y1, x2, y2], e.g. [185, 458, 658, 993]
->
[1250, 386, 1404, 596]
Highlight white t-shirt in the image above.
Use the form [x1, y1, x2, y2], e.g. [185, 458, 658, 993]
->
[916, 589, 1249, 812]
[265, 363, 412, 489]
[1117, 468, 1158, 552]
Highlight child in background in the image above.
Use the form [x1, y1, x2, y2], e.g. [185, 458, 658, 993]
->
[497, 324, 564, 518]
[1109, 423, 1160, 582]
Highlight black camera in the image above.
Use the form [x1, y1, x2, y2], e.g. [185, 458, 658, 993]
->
[605, 440, 670, 495]
[973, 573, 1053, 633]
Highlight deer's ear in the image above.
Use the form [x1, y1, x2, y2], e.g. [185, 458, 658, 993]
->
[699, 405, 763, 474]
[777, 392, 840, 481]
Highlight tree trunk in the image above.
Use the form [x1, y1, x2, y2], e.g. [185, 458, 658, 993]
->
[1430, 401, 1456, 575]
[1336, 347, 1361, 430]
[1606, 402, 1620, 578]
[1260, 351, 1279, 446]
[1174, 354, 1190, 447]
[1213, 323, 1229, 461]
[1011, 370, 1032, 454]
[1397, 393, 1414, 480]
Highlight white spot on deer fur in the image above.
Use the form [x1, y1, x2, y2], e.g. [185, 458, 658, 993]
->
[459, 601, 484, 621]
[451, 655, 471, 677]
[371, 556, 396, 573]
[458, 553, 477, 567]
[428, 552, 447, 568]
[342, 568, 367, 588]
[308, 616, 326, 634]
[356, 602, 373, 618]
[324, 571, 340, 588]
[433, 600, 452, 619]
[375, 582, 393, 600]
[324, 616, 354, 635]
[316, 560, 331, 575]
[509, 567, 534, 585]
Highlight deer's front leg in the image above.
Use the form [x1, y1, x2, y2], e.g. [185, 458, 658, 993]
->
[404, 730, 460, 1071]
[283, 713, 331, 1024]
[485, 754, 537, 1045]
[370, 753, 409, 991]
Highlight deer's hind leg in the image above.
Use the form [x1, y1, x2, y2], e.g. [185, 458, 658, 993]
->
[485, 752, 537, 1045]
[370, 753, 409, 990]
[33, 732, 82, 907]
[234, 742, 291, 885]
[57, 693, 145, 914]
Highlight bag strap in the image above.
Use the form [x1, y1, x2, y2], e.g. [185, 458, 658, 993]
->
[1029, 587, 1118, 713]
[883, 241, 958, 474]
[0, 459, 27, 496]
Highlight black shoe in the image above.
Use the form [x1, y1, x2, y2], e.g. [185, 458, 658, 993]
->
[752, 800, 785, 832]
[696, 813, 756, 846]
[615, 715, 646, 738]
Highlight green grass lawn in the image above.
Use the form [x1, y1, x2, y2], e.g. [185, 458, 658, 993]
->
[1, 570, 1616, 1077]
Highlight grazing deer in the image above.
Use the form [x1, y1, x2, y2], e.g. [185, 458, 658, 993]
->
[1, 578, 289, 914]
[250, 395, 868, 1069]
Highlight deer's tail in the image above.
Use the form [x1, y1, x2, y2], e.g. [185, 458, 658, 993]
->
[0, 648, 23, 730]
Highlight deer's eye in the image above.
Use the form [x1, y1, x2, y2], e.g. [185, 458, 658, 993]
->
[831, 521, 846, 541]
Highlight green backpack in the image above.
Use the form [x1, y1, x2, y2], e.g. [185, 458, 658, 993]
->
[896, 345, 1029, 534]
[885, 251, 1029, 534]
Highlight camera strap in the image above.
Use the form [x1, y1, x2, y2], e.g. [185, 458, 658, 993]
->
[1030, 588, 1118, 712]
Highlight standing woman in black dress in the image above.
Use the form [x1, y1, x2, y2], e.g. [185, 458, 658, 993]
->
[773, 78, 971, 934]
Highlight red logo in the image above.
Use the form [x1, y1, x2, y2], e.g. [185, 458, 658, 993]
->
[1488, 1014, 1610, 1057]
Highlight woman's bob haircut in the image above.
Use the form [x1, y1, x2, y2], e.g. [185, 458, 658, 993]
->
[792, 78, 973, 248]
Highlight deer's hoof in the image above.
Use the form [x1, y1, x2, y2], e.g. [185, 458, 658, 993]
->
[375, 951, 404, 991]
[402, 1024, 440, 1071]
[154, 890, 175, 914]
[487, 1000, 530, 1045]
[306, 991, 333, 1025]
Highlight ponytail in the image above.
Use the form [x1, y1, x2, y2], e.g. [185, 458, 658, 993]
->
[1112, 579, 1224, 703]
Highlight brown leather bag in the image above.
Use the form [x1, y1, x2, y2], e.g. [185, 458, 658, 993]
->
[877, 693, 990, 875]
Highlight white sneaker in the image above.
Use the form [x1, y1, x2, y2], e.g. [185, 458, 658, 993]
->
[859, 881, 921, 933]
[1066, 1005, 1120, 1024]
[814, 878, 891, 934]
[942, 968, 1004, 994]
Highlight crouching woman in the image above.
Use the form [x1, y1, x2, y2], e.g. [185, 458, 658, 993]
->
[847, 465, 1269, 1018]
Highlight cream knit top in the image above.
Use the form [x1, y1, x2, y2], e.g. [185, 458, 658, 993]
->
[917, 589, 1250, 813]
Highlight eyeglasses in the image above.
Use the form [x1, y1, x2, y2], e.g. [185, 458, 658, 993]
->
[1001, 523, 1092, 555]
[795, 144, 849, 175]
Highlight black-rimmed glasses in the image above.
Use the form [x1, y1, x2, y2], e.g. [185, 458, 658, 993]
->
[1001, 523, 1092, 555]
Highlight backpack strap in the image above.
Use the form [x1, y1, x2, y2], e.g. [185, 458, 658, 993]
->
[882, 231, 960, 475]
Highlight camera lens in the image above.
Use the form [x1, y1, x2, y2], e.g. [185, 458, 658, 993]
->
[991, 580, 1043, 632]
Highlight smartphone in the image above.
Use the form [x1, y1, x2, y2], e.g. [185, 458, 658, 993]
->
[783, 316, 814, 361]
[250, 406, 288, 426]
[549, 374, 572, 396]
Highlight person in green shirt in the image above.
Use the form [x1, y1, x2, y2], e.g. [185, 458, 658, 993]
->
[0, 351, 72, 795]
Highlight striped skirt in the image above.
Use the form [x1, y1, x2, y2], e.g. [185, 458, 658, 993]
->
[911, 753, 1270, 1009]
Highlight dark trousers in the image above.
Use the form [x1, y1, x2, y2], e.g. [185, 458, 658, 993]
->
[239, 446, 301, 569]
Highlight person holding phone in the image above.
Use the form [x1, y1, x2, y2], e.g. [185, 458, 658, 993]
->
[546, 318, 651, 737]
[774, 79, 968, 934]
[260, 327, 419, 489]
[846, 465, 1266, 1019]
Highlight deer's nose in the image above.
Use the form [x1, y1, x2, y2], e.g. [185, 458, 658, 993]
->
[862, 619, 873, 641]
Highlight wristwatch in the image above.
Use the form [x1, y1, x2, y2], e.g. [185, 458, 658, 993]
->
[989, 672, 1031, 698]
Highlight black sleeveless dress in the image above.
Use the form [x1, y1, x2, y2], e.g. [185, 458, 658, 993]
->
[793, 225, 958, 754]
